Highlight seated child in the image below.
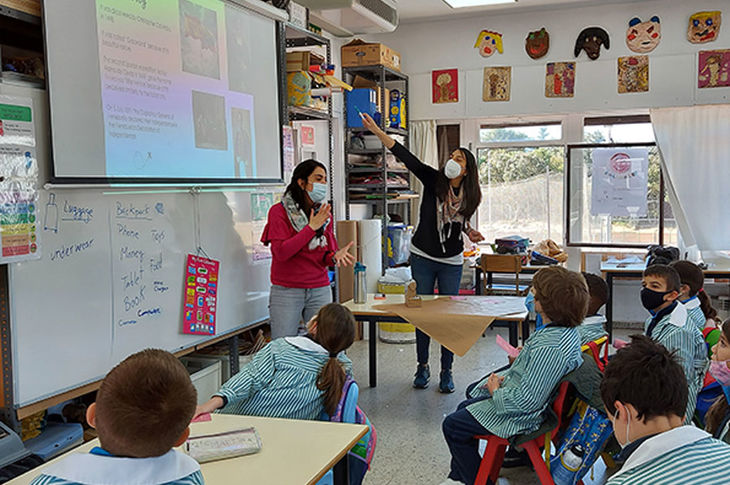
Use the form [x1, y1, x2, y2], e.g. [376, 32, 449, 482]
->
[705, 318, 730, 444]
[441, 267, 586, 485]
[196, 303, 355, 420]
[577, 272, 609, 345]
[31, 349, 202, 485]
[602, 335, 730, 485]
[670, 260, 719, 331]
[641, 264, 708, 424]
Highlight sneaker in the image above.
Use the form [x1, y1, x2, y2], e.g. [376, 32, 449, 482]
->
[439, 369, 455, 393]
[502, 446, 532, 469]
[413, 364, 430, 389]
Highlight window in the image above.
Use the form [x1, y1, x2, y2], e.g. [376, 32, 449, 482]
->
[583, 115, 655, 143]
[480, 122, 562, 143]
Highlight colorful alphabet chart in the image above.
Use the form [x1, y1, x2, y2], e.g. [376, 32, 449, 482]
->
[183, 254, 220, 336]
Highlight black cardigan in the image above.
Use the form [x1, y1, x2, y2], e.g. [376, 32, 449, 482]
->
[391, 142, 466, 259]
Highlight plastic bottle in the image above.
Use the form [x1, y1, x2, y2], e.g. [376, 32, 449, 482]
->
[551, 444, 584, 485]
[354, 262, 367, 304]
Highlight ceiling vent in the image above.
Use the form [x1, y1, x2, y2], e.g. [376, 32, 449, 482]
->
[295, 0, 398, 36]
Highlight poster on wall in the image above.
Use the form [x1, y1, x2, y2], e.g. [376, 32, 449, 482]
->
[183, 254, 220, 336]
[698, 50, 730, 88]
[618, 56, 649, 93]
[482, 67, 511, 102]
[545, 62, 575, 98]
[282, 125, 296, 182]
[251, 192, 274, 222]
[590, 148, 648, 217]
[0, 95, 40, 263]
[432, 69, 459, 104]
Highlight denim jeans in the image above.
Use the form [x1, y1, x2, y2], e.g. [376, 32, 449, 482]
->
[409, 254, 463, 371]
[443, 394, 493, 485]
[269, 284, 332, 338]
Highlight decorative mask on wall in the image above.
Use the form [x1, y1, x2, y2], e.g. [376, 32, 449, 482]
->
[626, 16, 661, 53]
[574, 27, 610, 60]
[688, 11, 722, 44]
[474, 30, 504, 58]
[525, 28, 550, 59]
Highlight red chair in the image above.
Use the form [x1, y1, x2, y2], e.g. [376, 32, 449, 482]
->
[473, 381, 571, 485]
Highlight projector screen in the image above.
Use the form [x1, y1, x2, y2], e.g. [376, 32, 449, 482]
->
[44, 0, 282, 182]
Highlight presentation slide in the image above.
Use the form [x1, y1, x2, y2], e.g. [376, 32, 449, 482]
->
[45, 0, 281, 181]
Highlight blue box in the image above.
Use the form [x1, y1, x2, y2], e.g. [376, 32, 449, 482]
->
[25, 423, 84, 461]
[346, 88, 377, 128]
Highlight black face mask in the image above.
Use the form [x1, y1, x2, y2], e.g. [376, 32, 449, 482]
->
[640, 287, 671, 311]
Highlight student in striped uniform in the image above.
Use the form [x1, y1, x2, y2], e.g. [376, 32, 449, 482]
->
[704, 318, 730, 444]
[641, 264, 708, 424]
[577, 272, 609, 345]
[602, 335, 730, 485]
[195, 303, 355, 421]
[30, 349, 204, 485]
[671, 260, 719, 332]
[440, 267, 586, 485]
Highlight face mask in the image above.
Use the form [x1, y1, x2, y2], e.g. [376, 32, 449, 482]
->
[710, 360, 730, 386]
[308, 182, 328, 203]
[614, 409, 632, 450]
[444, 159, 463, 179]
[524, 292, 545, 330]
[640, 287, 670, 311]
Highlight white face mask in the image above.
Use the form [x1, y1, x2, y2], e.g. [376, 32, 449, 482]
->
[444, 159, 463, 179]
[614, 409, 632, 449]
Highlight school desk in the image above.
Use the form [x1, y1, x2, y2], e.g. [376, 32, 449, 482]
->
[600, 261, 730, 343]
[471, 262, 545, 295]
[343, 294, 528, 387]
[6, 414, 368, 485]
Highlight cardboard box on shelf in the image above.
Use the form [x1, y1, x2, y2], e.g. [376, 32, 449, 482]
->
[286, 51, 311, 72]
[342, 39, 401, 71]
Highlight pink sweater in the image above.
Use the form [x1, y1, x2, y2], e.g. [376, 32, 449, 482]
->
[261, 202, 337, 288]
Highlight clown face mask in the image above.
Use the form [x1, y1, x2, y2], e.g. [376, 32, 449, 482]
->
[474, 30, 503, 58]
[626, 16, 661, 53]
[575, 27, 610, 60]
[688, 11, 722, 44]
[525, 28, 550, 59]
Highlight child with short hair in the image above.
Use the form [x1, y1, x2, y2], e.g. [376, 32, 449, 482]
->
[705, 318, 730, 443]
[577, 272, 609, 345]
[641, 264, 708, 424]
[440, 267, 586, 485]
[31, 349, 202, 485]
[670, 260, 719, 331]
[602, 335, 730, 485]
[196, 303, 356, 420]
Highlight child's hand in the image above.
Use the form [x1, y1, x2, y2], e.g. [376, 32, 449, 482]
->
[486, 373, 504, 394]
[193, 396, 224, 422]
[507, 346, 523, 365]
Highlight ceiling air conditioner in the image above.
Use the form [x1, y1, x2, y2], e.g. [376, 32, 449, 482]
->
[295, 0, 398, 36]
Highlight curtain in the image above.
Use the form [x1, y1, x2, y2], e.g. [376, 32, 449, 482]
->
[650, 105, 730, 254]
[408, 121, 438, 224]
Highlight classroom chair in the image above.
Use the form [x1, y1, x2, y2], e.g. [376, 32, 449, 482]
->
[473, 381, 572, 485]
[317, 382, 360, 485]
[479, 254, 530, 296]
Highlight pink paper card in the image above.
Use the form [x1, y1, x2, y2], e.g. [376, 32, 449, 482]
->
[192, 413, 212, 423]
[450, 296, 468, 301]
[613, 338, 629, 349]
[496, 335, 520, 358]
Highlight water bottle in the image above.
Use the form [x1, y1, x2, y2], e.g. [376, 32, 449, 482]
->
[551, 444, 584, 485]
[354, 262, 367, 304]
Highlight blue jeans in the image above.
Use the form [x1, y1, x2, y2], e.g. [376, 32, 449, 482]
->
[410, 254, 463, 371]
[269, 284, 332, 338]
[443, 394, 493, 485]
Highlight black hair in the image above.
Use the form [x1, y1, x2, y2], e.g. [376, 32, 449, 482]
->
[601, 335, 687, 421]
[435, 147, 482, 220]
[574, 27, 610, 57]
[670, 260, 718, 320]
[643, 264, 681, 293]
[285, 159, 327, 237]
[581, 272, 609, 312]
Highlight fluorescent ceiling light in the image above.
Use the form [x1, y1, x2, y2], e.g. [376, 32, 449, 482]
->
[442, 0, 517, 8]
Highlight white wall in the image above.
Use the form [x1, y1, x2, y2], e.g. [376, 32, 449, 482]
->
[368, 0, 730, 121]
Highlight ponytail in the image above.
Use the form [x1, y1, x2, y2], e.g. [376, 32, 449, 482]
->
[705, 396, 729, 436]
[312, 303, 356, 417]
[698, 289, 718, 321]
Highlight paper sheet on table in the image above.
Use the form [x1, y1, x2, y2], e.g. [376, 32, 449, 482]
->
[374, 296, 525, 356]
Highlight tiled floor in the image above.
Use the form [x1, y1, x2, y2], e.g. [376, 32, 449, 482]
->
[346, 325, 632, 485]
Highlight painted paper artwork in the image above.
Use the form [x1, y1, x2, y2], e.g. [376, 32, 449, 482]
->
[618, 56, 649, 93]
[574, 27, 610, 60]
[698, 50, 730, 88]
[525, 28, 550, 59]
[545, 62, 575, 98]
[626, 16, 661, 53]
[432, 69, 459, 103]
[474, 30, 503, 58]
[482, 67, 511, 102]
[688, 11, 721, 44]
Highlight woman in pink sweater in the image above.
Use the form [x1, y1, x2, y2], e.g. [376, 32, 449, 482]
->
[262, 160, 355, 338]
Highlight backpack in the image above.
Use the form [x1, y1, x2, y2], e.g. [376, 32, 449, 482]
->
[646, 245, 679, 267]
[495, 235, 529, 254]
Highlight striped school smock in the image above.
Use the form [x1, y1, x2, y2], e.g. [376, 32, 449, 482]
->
[683, 296, 706, 332]
[645, 303, 708, 424]
[576, 314, 608, 346]
[466, 325, 582, 438]
[607, 426, 730, 485]
[216, 336, 352, 420]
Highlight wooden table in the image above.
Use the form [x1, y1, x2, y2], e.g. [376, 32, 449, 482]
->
[7, 414, 368, 485]
[343, 294, 528, 388]
[600, 262, 730, 342]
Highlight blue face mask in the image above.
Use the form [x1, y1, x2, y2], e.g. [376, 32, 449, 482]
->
[525, 292, 544, 330]
[308, 182, 328, 203]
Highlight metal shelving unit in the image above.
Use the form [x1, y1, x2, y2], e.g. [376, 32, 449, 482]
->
[342, 65, 411, 272]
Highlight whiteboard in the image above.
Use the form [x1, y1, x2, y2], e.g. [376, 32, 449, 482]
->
[10, 187, 279, 406]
